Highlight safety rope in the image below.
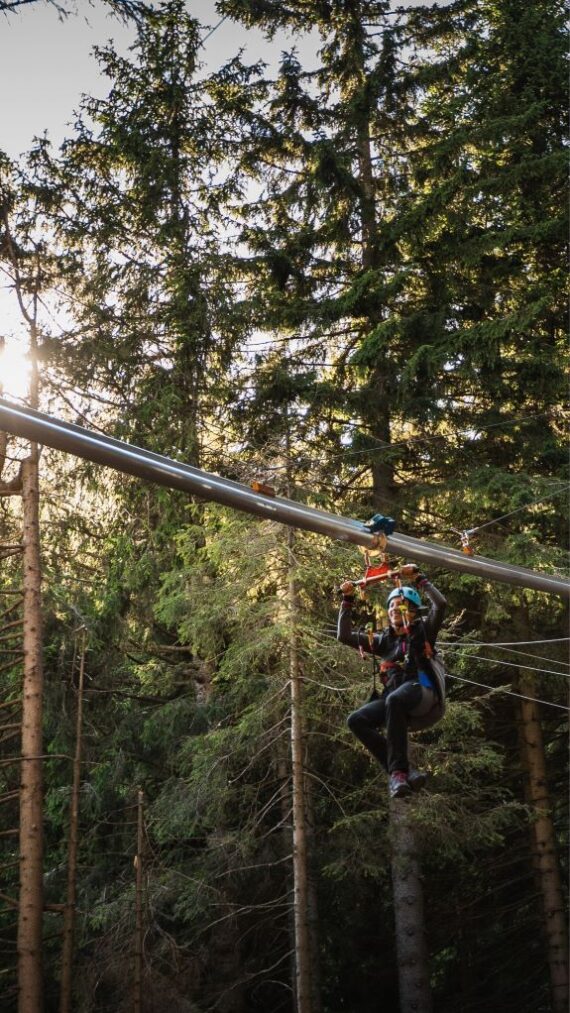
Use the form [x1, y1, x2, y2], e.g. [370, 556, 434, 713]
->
[318, 629, 568, 710]
[447, 637, 569, 646]
[441, 649, 569, 680]
[446, 673, 569, 712]
[200, 15, 228, 45]
[442, 643, 569, 671]
[462, 484, 569, 535]
[261, 410, 555, 473]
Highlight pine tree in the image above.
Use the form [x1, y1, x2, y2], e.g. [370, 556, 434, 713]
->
[7, 5, 251, 1006]
[215, 6, 568, 1012]
[30, 0, 241, 468]
[216, 0, 420, 511]
[0, 4, 565, 1010]
[385, 0, 568, 510]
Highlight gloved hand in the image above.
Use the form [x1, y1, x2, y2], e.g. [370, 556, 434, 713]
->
[399, 563, 427, 585]
[399, 563, 418, 579]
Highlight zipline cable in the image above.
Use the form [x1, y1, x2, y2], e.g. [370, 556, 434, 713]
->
[13, 381, 563, 548]
[204, 418, 568, 536]
[448, 637, 569, 646]
[0, 397, 568, 598]
[442, 644, 569, 670]
[200, 16, 228, 45]
[234, 409, 568, 537]
[317, 629, 568, 709]
[326, 620, 570, 664]
[441, 649, 570, 679]
[465, 485, 569, 534]
[262, 410, 556, 472]
[446, 673, 569, 712]
[327, 628, 570, 675]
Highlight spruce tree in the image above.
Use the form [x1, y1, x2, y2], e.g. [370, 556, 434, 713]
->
[217, 0, 419, 510]
[31, 0, 241, 468]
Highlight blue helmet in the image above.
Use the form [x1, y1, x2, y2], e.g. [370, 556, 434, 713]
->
[386, 586, 422, 609]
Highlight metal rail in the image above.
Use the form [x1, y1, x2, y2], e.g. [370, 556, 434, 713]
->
[0, 397, 568, 599]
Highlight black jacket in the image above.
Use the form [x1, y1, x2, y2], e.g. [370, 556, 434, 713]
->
[337, 581, 447, 692]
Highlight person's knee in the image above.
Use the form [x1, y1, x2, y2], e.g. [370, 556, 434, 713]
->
[385, 693, 403, 715]
[347, 709, 365, 734]
[387, 685, 421, 715]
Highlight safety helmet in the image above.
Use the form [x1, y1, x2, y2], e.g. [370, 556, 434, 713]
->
[386, 586, 422, 609]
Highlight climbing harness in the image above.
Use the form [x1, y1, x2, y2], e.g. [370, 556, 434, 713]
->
[342, 514, 448, 729]
[358, 621, 382, 699]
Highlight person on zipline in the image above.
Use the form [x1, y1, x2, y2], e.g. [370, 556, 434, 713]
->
[338, 565, 447, 799]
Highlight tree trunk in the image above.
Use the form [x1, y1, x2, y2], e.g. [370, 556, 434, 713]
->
[516, 685, 569, 1013]
[357, 117, 377, 273]
[282, 406, 320, 1013]
[288, 527, 314, 1013]
[59, 631, 86, 1013]
[389, 799, 432, 1013]
[368, 385, 397, 511]
[303, 772, 323, 1013]
[133, 788, 144, 1013]
[353, 22, 397, 512]
[0, 441, 23, 1005]
[17, 453, 44, 1013]
[513, 604, 569, 1013]
[275, 739, 298, 999]
[3, 214, 46, 1012]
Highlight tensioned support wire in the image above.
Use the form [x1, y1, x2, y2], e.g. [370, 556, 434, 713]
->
[0, 397, 568, 601]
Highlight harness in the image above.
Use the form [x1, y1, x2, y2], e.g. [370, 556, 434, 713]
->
[359, 623, 383, 699]
[346, 514, 437, 700]
[358, 619, 436, 701]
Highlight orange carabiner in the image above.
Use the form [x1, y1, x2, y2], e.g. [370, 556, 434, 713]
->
[461, 530, 474, 555]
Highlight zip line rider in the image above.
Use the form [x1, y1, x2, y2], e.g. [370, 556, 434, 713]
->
[338, 564, 447, 799]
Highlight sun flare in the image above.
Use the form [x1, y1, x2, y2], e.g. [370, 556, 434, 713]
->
[0, 339, 31, 400]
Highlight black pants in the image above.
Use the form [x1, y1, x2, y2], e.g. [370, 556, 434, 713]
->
[347, 682, 434, 774]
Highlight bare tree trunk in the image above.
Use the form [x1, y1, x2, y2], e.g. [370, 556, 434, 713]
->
[288, 528, 313, 1013]
[3, 209, 46, 1012]
[303, 774, 322, 1013]
[0, 439, 24, 1006]
[17, 453, 44, 1013]
[513, 604, 569, 1013]
[282, 402, 320, 1013]
[275, 739, 298, 999]
[352, 18, 397, 513]
[277, 731, 321, 1013]
[357, 116, 377, 273]
[133, 788, 144, 1013]
[517, 686, 569, 1013]
[389, 799, 432, 1013]
[59, 631, 86, 1013]
[358, 117, 396, 510]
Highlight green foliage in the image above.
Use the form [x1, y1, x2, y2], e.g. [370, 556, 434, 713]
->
[0, 3, 566, 1011]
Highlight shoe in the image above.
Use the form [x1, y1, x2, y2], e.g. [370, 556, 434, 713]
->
[389, 771, 412, 799]
[408, 768, 428, 792]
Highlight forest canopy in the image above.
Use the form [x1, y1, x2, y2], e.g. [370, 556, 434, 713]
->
[0, 2, 567, 1012]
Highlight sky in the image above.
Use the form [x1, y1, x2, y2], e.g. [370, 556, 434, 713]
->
[1, 1, 305, 160]
[0, 1, 316, 399]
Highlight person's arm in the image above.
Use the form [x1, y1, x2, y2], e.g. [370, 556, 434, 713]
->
[399, 563, 446, 642]
[417, 576, 447, 643]
[336, 581, 374, 653]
